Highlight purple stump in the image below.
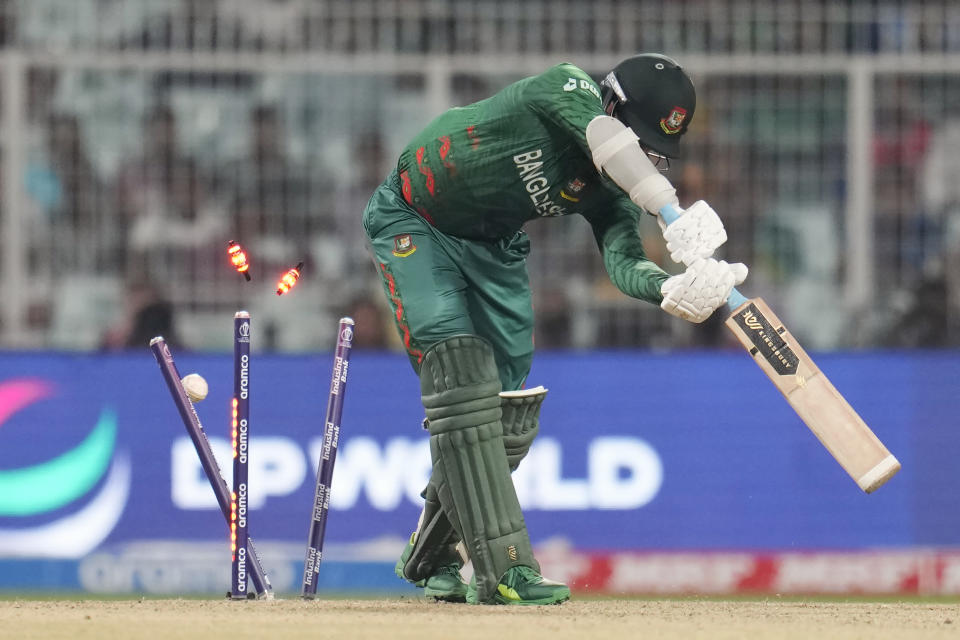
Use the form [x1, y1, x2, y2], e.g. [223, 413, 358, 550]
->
[150, 335, 273, 599]
[301, 317, 354, 598]
[231, 311, 251, 599]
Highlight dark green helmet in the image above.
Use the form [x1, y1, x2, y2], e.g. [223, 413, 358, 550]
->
[601, 53, 696, 159]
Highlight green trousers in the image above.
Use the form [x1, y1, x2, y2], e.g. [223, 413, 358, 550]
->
[363, 171, 534, 391]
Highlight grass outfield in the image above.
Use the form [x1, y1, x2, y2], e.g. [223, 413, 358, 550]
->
[0, 595, 957, 640]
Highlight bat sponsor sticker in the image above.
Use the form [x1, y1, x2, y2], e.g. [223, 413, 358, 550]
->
[733, 304, 799, 375]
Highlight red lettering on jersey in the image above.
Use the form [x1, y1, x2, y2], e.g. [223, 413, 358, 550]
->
[466, 125, 480, 150]
[415, 146, 436, 196]
[379, 262, 423, 364]
[438, 135, 457, 176]
[401, 168, 436, 225]
[399, 170, 414, 205]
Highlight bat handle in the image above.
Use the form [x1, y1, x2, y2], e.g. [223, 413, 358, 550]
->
[659, 203, 749, 313]
[726, 288, 748, 312]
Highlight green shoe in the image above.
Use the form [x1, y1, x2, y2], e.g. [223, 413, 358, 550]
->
[421, 565, 468, 602]
[466, 566, 570, 606]
[395, 533, 467, 602]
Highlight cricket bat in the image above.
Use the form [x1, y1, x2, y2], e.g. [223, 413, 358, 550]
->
[660, 205, 900, 493]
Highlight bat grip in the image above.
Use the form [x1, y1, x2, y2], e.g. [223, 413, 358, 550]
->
[659, 204, 748, 313]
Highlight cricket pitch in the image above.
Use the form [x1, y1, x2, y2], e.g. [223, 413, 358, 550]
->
[1, 597, 958, 639]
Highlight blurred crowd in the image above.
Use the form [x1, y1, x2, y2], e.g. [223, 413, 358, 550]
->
[17, 63, 397, 352]
[1, 0, 959, 351]
[2, 0, 960, 55]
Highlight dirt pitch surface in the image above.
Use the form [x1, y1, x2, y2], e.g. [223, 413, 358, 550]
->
[2, 597, 958, 639]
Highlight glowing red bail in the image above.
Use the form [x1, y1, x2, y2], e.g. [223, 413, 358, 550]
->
[276, 262, 304, 296]
[228, 241, 252, 281]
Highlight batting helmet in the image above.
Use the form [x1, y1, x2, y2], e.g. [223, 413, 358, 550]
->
[601, 53, 696, 159]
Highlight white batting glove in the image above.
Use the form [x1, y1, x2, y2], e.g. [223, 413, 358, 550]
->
[660, 258, 748, 323]
[659, 200, 727, 266]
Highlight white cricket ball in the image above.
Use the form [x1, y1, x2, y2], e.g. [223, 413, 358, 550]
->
[181, 373, 209, 403]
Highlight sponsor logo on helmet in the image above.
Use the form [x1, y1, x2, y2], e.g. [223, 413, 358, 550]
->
[660, 106, 687, 134]
[392, 234, 417, 257]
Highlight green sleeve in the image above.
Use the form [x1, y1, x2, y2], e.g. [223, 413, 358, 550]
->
[583, 193, 670, 305]
[526, 63, 605, 156]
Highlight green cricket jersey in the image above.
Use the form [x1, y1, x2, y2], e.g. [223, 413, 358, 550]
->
[394, 63, 670, 304]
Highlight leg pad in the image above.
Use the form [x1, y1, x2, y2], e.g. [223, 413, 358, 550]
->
[421, 336, 537, 604]
[500, 386, 547, 471]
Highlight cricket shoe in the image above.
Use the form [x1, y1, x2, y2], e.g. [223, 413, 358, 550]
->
[395, 534, 468, 602]
[466, 565, 571, 606]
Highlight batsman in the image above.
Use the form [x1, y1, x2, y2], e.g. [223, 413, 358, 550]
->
[362, 54, 746, 605]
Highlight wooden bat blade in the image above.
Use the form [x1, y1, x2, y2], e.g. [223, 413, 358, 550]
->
[725, 297, 900, 493]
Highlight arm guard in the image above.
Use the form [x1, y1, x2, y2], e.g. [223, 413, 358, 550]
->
[587, 115, 727, 264]
[586, 115, 678, 213]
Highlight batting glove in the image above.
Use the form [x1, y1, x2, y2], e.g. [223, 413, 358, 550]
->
[660, 258, 748, 323]
[660, 200, 727, 266]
